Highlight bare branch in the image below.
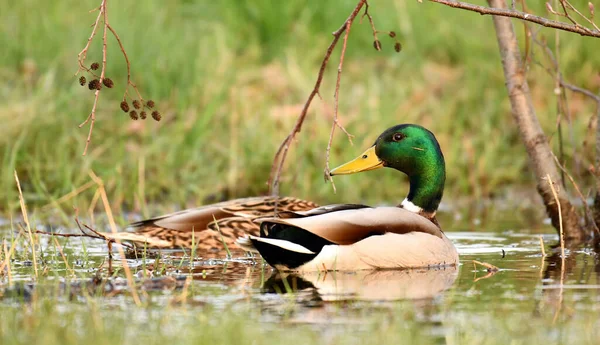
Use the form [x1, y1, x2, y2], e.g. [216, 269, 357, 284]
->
[76, 3, 104, 75]
[428, 0, 600, 38]
[268, 0, 367, 195]
[77, 0, 107, 156]
[561, 83, 600, 102]
[75, 0, 159, 155]
[106, 24, 144, 102]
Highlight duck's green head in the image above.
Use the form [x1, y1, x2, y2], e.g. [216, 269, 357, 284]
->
[330, 124, 445, 214]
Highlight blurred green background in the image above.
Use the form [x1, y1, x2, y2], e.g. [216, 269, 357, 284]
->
[1, 0, 599, 227]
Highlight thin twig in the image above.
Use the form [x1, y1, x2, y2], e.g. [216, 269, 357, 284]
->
[472, 260, 499, 282]
[561, 82, 600, 102]
[324, 20, 355, 193]
[35, 230, 101, 239]
[76, 3, 104, 75]
[106, 24, 144, 102]
[561, 0, 600, 31]
[530, 30, 600, 103]
[472, 260, 500, 272]
[34, 216, 133, 249]
[428, 0, 600, 38]
[555, 0, 578, 25]
[268, 0, 367, 195]
[361, 2, 380, 48]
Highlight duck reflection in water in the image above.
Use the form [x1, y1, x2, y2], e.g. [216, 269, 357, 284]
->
[262, 266, 458, 302]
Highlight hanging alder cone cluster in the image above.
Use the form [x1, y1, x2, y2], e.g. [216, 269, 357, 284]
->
[78, 62, 115, 91]
[78, 61, 161, 122]
[372, 31, 402, 53]
[120, 98, 161, 122]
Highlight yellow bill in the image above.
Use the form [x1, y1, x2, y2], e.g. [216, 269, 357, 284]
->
[330, 146, 384, 176]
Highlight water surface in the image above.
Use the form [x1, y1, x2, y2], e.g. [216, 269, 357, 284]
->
[1, 229, 599, 343]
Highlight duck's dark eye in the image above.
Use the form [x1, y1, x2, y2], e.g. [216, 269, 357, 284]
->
[392, 133, 404, 142]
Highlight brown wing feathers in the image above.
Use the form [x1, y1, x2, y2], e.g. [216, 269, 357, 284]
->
[109, 197, 319, 249]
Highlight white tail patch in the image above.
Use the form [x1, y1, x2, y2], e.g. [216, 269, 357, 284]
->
[235, 236, 259, 253]
[246, 235, 315, 254]
[401, 198, 423, 213]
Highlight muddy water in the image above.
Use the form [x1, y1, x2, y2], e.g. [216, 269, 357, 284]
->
[1, 228, 599, 342]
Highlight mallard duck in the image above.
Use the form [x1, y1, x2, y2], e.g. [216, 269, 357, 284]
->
[106, 197, 319, 251]
[236, 124, 458, 271]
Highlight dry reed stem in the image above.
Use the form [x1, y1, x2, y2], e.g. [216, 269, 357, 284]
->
[268, 0, 367, 195]
[1, 240, 17, 284]
[41, 181, 96, 210]
[546, 173, 567, 323]
[137, 156, 146, 215]
[552, 153, 600, 235]
[88, 188, 101, 223]
[14, 171, 38, 278]
[553, 241, 567, 323]
[429, 0, 600, 37]
[53, 237, 75, 277]
[546, 174, 565, 258]
[538, 235, 546, 279]
[539, 235, 547, 257]
[89, 171, 142, 306]
[170, 276, 192, 305]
